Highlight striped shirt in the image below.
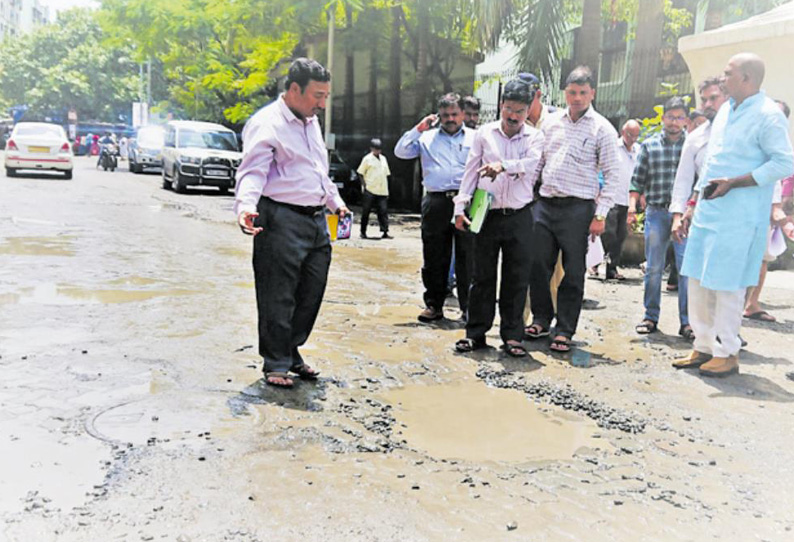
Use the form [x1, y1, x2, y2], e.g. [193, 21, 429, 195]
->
[629, 131, 686, 207]
[538, 107, 620, 216]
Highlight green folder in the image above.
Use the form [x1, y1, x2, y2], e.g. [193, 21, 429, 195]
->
[467, 188, 493, 234]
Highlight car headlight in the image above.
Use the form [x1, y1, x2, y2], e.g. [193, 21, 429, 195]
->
[180, 155, 201, 165]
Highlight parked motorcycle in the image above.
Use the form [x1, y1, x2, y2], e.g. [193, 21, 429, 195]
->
[99, 143, 119, 172]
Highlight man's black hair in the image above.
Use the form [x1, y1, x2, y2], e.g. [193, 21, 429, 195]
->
[663, 96, 687, 115]
[285, 58, 331, 92]
[501, 80, 532, 106]
[698, 76, 725, 94]
[462, 95, 481, 111]
[776, 99, 791, 119]
[564, 66, 595, 88]
[437, 92, 464, 110]
[689, 109, 705, 121]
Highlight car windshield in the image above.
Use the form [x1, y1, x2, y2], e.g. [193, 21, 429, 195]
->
[177, 128, 237, 151]
[15, 124, 63, 138]
[137, 128, 164, 148]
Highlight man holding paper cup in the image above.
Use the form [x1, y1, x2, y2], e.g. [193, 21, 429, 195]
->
[452, 79, 544, 357]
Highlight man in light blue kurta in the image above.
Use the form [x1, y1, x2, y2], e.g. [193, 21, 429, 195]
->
[675, 53, 794, 377]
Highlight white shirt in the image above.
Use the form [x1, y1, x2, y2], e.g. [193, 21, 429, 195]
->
[670, 122, 712, 214]
[614, 138, 639, 206]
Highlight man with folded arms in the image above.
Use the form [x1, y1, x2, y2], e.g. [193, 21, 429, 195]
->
[452, 79, 544, 357]
[674, 53, 793, 377]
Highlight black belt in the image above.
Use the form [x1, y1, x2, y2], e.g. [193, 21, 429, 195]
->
[489, 205, 528, 216]
[266, 197, 324, 217]
[539, 196, 592, 206]
[428, 190, 458, 198]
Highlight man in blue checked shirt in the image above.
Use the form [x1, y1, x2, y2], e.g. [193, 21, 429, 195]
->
[395, 93, 475, 323]
[628, 96, 690, 341]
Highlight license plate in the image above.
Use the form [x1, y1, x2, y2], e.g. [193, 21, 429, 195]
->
[204, 169, 227, 177]
[29, 146, 49, 153]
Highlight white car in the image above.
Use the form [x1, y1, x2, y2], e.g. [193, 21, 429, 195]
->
[161, 121, 241, 194]
[5, 122, 73, 179]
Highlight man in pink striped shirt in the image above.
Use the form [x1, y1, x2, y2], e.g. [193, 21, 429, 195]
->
[526, 66, 620, 353]
[234, 58, 349, 388]
[452, 79, 545, 357]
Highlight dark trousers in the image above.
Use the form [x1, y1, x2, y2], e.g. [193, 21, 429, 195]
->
[528, 197, 595, 339]
[421, 192, 472, 313]
[252, 197, 332, 373]
[360, 190, 389, 235]
[467, 206, 533, 343]
[602, 204, 628, 276]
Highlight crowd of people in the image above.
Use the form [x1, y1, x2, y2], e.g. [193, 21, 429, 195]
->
[233, 54, 793, 388]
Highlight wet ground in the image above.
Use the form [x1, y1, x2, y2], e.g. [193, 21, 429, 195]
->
[1, 156, 793, 541]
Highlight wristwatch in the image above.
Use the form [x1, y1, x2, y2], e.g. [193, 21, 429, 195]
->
[594, 215, 606, 221]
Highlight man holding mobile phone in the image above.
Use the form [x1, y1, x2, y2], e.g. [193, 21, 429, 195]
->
[395, 93, 475, 323]
[673, 53, 793, 377]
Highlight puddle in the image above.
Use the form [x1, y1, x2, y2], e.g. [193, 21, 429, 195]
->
[384, 381, 604, 463]
[0, 236, 75, 256]
[335, 245, 421, 274]
[9, 283, 200, 305]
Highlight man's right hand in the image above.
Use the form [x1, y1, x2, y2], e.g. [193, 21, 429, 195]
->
[455, 214, 471, 232]
[672, 208, 693, 243]
[417, 114, 438, 133]
[238, 211, 263, 236]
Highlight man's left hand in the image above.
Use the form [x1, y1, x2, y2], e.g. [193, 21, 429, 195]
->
[478, 162, 504, 178]
[337, 206, 351, 218]
[703, 178, 733, 199]
[589, 218, 605, 241]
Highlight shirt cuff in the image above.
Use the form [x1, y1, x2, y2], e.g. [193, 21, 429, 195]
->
[326, 195, 345, 213]
[502, 159, 522, 175]
[234, 201, 257, 217]
[596, 203, 611, 217]
[453, 193, 471, 216]
[669, 201, 686, 214]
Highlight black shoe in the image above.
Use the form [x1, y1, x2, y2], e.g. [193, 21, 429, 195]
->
[381, 232, 393, 239]
[361, 232, 368, 239]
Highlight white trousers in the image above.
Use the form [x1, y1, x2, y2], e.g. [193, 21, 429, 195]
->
[689, 278, 744, 358]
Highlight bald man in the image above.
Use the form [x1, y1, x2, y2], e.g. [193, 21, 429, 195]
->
[675, 53, 794, 377]
[601, 119, 640, 280]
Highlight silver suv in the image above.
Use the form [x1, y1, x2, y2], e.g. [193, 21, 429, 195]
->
[161, 121, 242, 194]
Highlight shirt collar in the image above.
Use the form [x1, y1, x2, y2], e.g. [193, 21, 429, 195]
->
[729, 90, 765, 112]
[494, 121, 527, 140]
[278, 94, 316, 125]
[660, 130, 684, 145]
[563, 106, 594, 123]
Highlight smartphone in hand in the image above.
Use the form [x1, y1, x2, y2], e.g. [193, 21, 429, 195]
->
[702, 182, 718, 199]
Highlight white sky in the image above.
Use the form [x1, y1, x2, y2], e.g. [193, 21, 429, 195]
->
[42, 0, 99, 15]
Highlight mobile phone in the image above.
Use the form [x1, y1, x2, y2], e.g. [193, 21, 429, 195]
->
[430, 117, 440, 129]
[702, 182, 717, 198]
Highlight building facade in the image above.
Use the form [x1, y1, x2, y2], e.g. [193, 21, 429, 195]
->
[0, 0, 49, 40]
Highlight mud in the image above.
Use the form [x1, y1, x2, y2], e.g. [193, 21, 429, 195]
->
[1, 157, 793, 541]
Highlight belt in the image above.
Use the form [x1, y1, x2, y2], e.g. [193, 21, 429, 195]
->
[428, 190, 458, 198]
[267, 197, 324, 217]
[539, 196, 592, 206]
[489, 205, 527, 216]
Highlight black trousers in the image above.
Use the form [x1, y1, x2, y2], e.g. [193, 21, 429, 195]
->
[253, 197, 332, 373]
[528, 197, 595, 339]
[421, 192, 472, 313]
[360, 190, 389, 234]
[602, 204, 628, 275]
[466, 206, 533, 343]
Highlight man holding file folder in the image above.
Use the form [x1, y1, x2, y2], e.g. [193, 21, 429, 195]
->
[452, 79, 545, 357]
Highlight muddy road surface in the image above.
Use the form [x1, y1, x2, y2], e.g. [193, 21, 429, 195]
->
[1, 156, 793, 541]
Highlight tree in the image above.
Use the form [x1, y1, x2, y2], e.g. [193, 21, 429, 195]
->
[576, 0, 601, 81]
[0, 8, 139, 123]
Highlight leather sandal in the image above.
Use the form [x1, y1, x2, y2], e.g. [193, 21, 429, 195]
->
[635, 320, 658, 334]
[264, 372, 294, 388]
[524, 323, 550, 340]
[455, 337, 487, 353]
[291, 364, 320, 380]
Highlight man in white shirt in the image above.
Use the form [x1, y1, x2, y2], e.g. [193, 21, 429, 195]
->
[601, 119, 640, 280]
[357, 138, 392, 239]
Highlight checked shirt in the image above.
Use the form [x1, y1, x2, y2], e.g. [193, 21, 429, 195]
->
[629, 131, 686, 207]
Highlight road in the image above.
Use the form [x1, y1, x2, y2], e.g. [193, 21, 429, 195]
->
[1, 155, 793, 541]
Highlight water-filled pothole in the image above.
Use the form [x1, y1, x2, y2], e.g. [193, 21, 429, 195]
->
[384, 381, 605, 462]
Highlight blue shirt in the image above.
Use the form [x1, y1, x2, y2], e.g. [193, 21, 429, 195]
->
[394, 125, 474, 192]
[682, 91, 794, 291]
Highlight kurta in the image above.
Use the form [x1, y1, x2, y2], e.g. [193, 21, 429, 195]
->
[682, 91, 794, 291]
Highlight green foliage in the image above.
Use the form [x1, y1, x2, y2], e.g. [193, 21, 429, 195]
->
[603, 0, 693, 46]
[0, 8, 139, 122]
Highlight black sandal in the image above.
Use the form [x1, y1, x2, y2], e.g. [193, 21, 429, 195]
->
[549, 337, 571, 353]
[455, 337, 487, 353]
[291, 364, 320, 380]
[524, 323, 550, 340]
[264, 372, 295, 388]
[678, 325, 695, 341]
[502, 341, 528, 358]
[635, 320, 658, 334]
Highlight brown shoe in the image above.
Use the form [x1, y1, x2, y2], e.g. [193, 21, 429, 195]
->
[672, 350, 712, 369]
[418, 306, 444, 323]
[699, 355, 739, 377]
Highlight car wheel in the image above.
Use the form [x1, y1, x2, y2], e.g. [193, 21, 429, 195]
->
[171, 167, 185, 193]
[161, 168, 170, 190]
[63, 170, 72, 180]
[6, 168, 17, 177]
